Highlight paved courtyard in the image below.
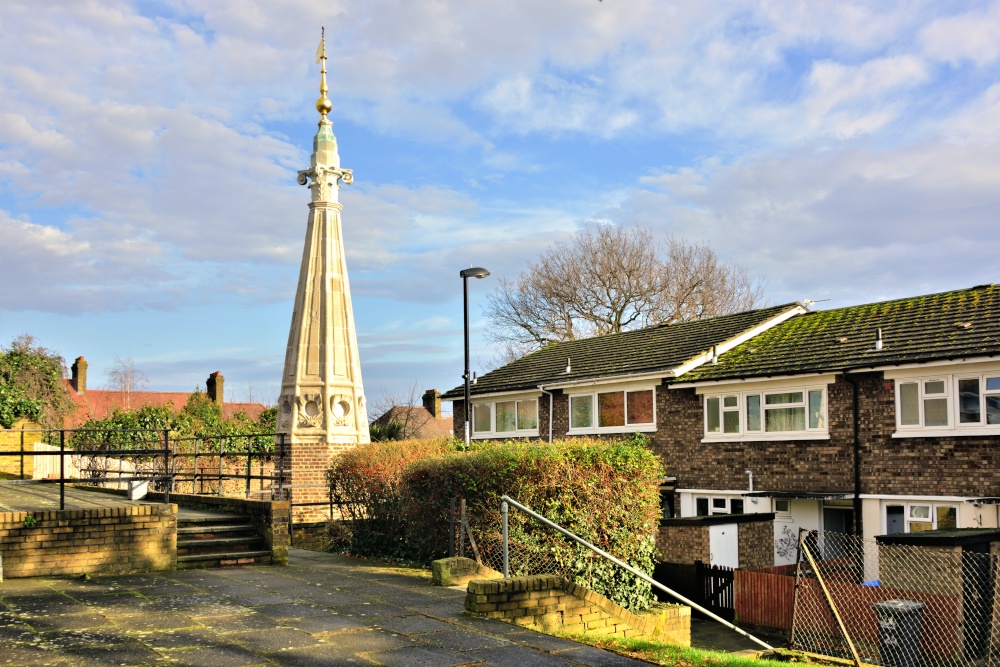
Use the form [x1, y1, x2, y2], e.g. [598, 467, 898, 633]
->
[0, 548, 654, 666]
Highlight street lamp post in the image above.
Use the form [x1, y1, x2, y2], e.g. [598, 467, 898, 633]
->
[460, 267, 490, 448]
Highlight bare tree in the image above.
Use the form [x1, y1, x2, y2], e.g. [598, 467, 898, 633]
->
[485, 226, 766, 354]
[104, 356, 148, 411]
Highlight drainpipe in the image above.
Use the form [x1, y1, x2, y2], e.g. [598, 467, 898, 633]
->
[842, 372, 863, 537]
[538, 385, 554, 443]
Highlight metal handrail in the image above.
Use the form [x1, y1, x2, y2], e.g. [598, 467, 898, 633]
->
[501, 494, 774, 651]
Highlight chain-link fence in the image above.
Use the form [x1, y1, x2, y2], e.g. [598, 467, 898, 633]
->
[792, 530, 1000, 667]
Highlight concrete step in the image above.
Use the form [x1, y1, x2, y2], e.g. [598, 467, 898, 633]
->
[177, 550, 273, 569]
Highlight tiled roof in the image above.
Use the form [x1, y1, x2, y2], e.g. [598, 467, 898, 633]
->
[676, 284, 1000, 384]
[62, 382, 267, 428]
[373, 406, 453, 439]
[442, 303, 803, 399]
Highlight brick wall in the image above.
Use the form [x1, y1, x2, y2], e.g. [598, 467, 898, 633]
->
[0, 504, 176, 578]
[657, 523, 710, 564]
[465, 574, 690, 645]
[285, 440, 358, 524]
[0, 420, 42, 478]
[738, 520, 774, 570]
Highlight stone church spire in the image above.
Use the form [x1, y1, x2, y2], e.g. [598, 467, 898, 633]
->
[277, 29, 370, 447]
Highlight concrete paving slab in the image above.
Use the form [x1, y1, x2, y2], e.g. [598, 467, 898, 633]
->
[557, 645, 653, 666]
[364, 645, 475, 667]
[0, 548, 658, 666]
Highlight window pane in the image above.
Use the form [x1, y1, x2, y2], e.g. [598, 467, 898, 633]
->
[959, 378, 981, 424]
[746, 395, 761, 431]
[766, 407, 805, 432]
[723, 410, 740, 433]
[712, 498, 727, 509]
[910, 522, 934, 532]
[766, 392, 803, 405]
[899, 382, 919, 425]
[809, 390, 824, 429]
[723, 395, 738, 408]
[517, 399, 537, 430]
[924, 398, 949, 426]
[706, 397, 720, 433]
[626, 390, 654, 424]
[775, 499, 790, 513]
[570, 395, 593, 429]
[731, 499, 744, 514]
[987, 395, 1000, 425]
[987, 377, 1000, 391]
[910, 505, 930, 519]
[473, 404, 491, 433]
[924, 380, 946, 395]
[496, 401, 516, 432]
[936, 506, 957, 530]
[598, 391, 625, 427]
[696, 498, 709, 516]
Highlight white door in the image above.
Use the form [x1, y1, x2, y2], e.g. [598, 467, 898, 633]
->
[709, 524, 739, 568]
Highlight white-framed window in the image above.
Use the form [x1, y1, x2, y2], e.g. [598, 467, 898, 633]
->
[566, 383, 656, 434]
[772, 498, 793, 522]
[701, 384, 828, 441]
[885, 502, 958, 534]
[470, 396, 539, 438]
[892, 368, 1000, 436]
[695, 495, 745, 516]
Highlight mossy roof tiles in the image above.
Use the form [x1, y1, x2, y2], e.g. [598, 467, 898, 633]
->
[676, 284, 1000, 384]
[442, 303, 802, 398]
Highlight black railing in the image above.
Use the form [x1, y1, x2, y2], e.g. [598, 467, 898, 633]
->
[0, 428, 288, 510]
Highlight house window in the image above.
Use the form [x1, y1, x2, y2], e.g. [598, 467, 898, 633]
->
[567, 387, 656, 433]
[894, 372, 1000, 433]
[885, 502, 958, 534]
[702, 386, 827, 439]
[773, 498, 792, 521]
[695, 496, 744, 516]
[470, 398, 539, 437]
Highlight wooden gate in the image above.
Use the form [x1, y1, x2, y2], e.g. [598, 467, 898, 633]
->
[696, 559, 735, 621]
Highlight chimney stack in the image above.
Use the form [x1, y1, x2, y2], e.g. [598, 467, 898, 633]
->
[71, 357, 88, 394]
[422, 389, 441, 418]
[206, 372, 224, 405]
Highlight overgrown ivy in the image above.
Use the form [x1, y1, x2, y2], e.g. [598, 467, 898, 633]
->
[0, 335, 73, 429]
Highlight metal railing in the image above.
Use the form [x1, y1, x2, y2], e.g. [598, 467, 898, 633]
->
[0, 428, 288, 509]
[498, 495, 774, 650]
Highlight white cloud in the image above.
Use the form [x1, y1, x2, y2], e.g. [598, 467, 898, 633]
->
[919, 3, 1000, 66]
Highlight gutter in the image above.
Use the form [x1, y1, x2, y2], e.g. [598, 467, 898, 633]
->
[537, 385, 554, 443]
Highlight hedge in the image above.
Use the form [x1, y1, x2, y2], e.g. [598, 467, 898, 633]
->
[326, 434, 663, 611]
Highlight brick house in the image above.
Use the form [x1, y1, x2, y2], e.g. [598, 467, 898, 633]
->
[444, 284, 1000, 566]
[370, 389, 453, 439]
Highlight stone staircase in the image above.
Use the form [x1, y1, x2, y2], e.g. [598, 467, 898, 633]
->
[176, 512, 272, 569]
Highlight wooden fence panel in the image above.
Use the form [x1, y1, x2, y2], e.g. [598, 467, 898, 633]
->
[735, 569, 795, 631]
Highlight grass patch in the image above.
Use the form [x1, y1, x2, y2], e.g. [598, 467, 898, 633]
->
[551, 632, 796, 667]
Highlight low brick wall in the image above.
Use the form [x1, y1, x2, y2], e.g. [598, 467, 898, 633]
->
[144, 491, 290, 565]
[466, 574, 690, 645]
[432, 556, 503, 587]
[0, 504, 177, 578]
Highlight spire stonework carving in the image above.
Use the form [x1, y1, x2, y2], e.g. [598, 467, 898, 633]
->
[277, 30, 370, 454]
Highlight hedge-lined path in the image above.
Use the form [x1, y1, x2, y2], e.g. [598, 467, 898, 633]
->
[0, 548, 653, 666]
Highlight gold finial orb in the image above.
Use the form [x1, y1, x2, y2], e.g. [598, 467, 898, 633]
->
[316, 96, 332, 117]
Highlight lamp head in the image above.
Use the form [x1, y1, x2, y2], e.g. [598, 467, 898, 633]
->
[460, 267, 490, 279]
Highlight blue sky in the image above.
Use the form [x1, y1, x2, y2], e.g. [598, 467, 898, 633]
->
[2, 1, 999, 413]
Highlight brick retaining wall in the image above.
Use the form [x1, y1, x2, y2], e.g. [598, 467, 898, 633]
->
[465, 574, 690, 645]
[0, 504, 176, 578]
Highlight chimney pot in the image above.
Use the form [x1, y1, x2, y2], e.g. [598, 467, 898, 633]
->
[206, 372, 224, 405]
[71, 356, 88, 394]
[422, 389, 441, 418]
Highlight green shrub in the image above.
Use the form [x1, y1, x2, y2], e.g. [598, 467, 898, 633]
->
[325, 438, 455, 558]
[325, 433, 663, 611]
[401, 434, 663, 611]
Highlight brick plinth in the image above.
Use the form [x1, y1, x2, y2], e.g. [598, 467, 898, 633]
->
[465, 574, 690, 645]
